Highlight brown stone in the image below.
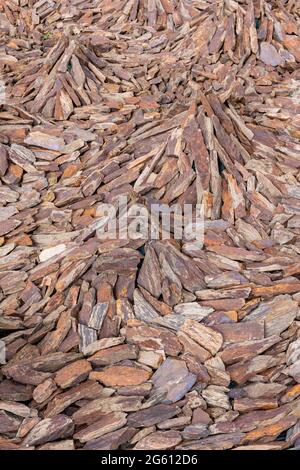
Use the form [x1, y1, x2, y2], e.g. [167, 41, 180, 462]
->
[127, 404, 179, 427]
[73, 412, 127, 443]
[180, 319, 223, 355]
[88, 344, 138, 366]
[54, 360, 92, 389]
[90, 365, 151, 387]
[33, 379, 57, 404]
[151, 358, 197, 403]
[83, 427, 136, 450]
[23, 415, 74, 446]
[134, 430, 182, 450]
[73, 396, 142, 425]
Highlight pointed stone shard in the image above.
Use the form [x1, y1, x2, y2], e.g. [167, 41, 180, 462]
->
[137, 244, 162, 298]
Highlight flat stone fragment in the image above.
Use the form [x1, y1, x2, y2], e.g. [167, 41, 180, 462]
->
[134, 430, 182, 450]
[0, 401, 33, 418]
[177, 432, 245, 450]
[118, 383, 153, 397]
[125, 323, 182, 356]
[79, 324, 97, 352]
[281, 384, 300, 404]
[284, 359, 300, 383]
[0, 439, 33, 451]
[234, 443, 287, 451]
[287, 421, 300, 445]
[177, 331, 211, 362]
[0, 206, 17, 222]
[242, 416, 297, 444]
[83, 427, 137, 450]
[24, 132, 65, 151]
[137, 244, 162, 298]
[173, 303, 213, 320]
[138, 349, 165, 369]
[54, 360, 92, 389]
[251, 283, 300, 298]
[180, 319, 223, 355]
[233, 398, 278, 412]
[73, 396, 143, 425]
[32, 379, 57, 404]
[88, 344, 138, 366]
[213, 320, 264, 343]
[157, 415, 191, 430]
[244, 295, 298, 337]
[22, 414, 74, 446]
[220, 336, 280, 365]
[17, 417, 41, 439]
[44, 381, 103, 418]
[0, 145, 8, 176]
[0, 410, 21, 433]
[228, 355, 279, 384]
[151, 358, 197, 404]
[202, 385, 231, 410]
[82, 337, 125, 356]
[73, 412, 127, 443]
[196, 287, 251, 300]
[205, 356, 230, 386]
[130, 427, 156, 444]
[286, 338, 300, 365]
[0, 219, 22, 237]
[205, 272, 248, 288]
[192, 408, 211, 425]
[88, 302, 109, 330]
[127, 404, 179, 427]
[30, 352, 83, 373]
[0, 380, 33, 402]
[260, 42, 285, 66]
[39, 244, 67, 262]
[243, 382, 286, 399]
[283, 35, 300, 61]
[199, 298, 245, 311]
[182, 424, 209, 440]
[38, 440, 75, 451]
[90, 365, 151, 387]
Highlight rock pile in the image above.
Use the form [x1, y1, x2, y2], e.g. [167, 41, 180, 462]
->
[0, 0, 300, 451]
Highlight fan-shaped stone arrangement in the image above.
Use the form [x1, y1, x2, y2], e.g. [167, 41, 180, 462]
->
[0, 0, 300, 451]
